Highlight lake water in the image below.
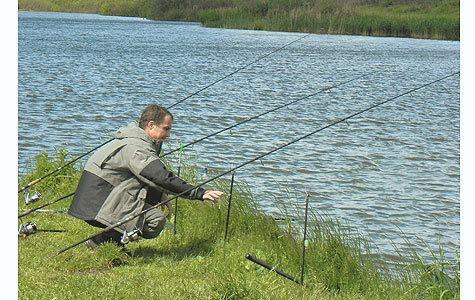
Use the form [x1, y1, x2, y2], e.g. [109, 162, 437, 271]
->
[18, 11, 460, 264]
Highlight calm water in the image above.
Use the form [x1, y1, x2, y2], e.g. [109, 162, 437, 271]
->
[18, 11, 460, 263]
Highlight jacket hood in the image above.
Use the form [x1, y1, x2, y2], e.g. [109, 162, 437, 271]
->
[114, 122, 162, 148]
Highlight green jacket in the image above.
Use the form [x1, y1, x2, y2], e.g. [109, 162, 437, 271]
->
[68, 122, 205, 233]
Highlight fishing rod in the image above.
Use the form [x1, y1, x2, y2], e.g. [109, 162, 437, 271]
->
[48, 71, 458, 258]
[29, 209, 67, 213]
[20, 71, 374, 217]
[168, 34, 310, 109]
[18, 34, 309, 194]
[224, 171, 236, 245]
[161, 71, 376, 158]
[17, 138, 114, 194]
[301, 192, 310, 285]
[245, 254, 301, 284]
[166, 71, 374, 234]
[173, 142, 184, 235]
[246, 194, 309, 285]
[18, 192, 74, 219]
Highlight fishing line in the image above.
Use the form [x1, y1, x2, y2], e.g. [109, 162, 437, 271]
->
[246, 193, 309, 285]
[167, 34, 310, 109]
[20, 70, 374, 218]
[163, 71, 375, 233]
[18, 34, 310, 194]
[160, 71, 376, 158]
[48, 71, 459, 257]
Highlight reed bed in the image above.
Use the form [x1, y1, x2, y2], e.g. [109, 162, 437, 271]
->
[18, 0, 459, 40]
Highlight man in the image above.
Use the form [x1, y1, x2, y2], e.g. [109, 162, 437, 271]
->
[68, 104, 223, 249]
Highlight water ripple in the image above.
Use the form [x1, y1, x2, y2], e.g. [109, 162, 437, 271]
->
[18, 11, 460, 263]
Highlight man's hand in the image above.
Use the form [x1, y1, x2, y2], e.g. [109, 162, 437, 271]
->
[203, 190, 224, 203]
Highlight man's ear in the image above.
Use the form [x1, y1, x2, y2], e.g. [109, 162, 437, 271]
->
[147, 120, 155, 129]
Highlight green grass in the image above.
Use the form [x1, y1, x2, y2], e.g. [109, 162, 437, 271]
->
[18, 148, 459, 299]
[196, 4, 459, 40]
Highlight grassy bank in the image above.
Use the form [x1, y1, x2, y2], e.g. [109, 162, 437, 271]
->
[18, 0, 459, 40]
[17, 148, 459, 299]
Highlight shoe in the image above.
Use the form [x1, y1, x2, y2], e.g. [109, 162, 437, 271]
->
[84, 233, 126, 251]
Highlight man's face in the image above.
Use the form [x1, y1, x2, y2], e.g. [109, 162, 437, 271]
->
[146, 114, 173, 140]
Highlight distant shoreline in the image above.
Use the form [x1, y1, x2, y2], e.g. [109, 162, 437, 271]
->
[18, 0, 460, 41]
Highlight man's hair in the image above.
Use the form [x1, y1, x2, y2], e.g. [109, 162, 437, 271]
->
[138, 104, 173, 129]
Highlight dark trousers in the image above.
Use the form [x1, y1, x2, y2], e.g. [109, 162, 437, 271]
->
[85, 188, 167, 243]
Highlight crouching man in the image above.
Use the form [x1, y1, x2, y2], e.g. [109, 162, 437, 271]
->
[68, 104, 223, 249]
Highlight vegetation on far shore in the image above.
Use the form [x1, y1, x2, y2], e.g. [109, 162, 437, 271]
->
[18, 148, 459, 299]
[18, 0, 459, 40]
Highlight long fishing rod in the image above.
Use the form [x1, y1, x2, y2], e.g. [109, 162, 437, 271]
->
[20, 71, 374, 216]
[48, 71, 458, 258]
[161, 71, 375, 158]
[162, 71, 372, 234]
[18, 193, 74, 219]
[167, 34, 310, 109]
[18, 34, 309, 194]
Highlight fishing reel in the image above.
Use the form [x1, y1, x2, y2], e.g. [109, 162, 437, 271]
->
[24, 191, 42, 206]
[18, 221, 67, 237]
[18, 222, 38, 236]
[120, 228, 141, 244]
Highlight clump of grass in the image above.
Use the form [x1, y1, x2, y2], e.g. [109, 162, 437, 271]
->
[18, 148, 459, 299]
[18, 147, 81, 210]
[392, 231, 460, 299]
[272, 192, 390, 294]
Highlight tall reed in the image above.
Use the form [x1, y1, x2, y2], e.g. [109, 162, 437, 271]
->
[19, 0, 460, 40]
